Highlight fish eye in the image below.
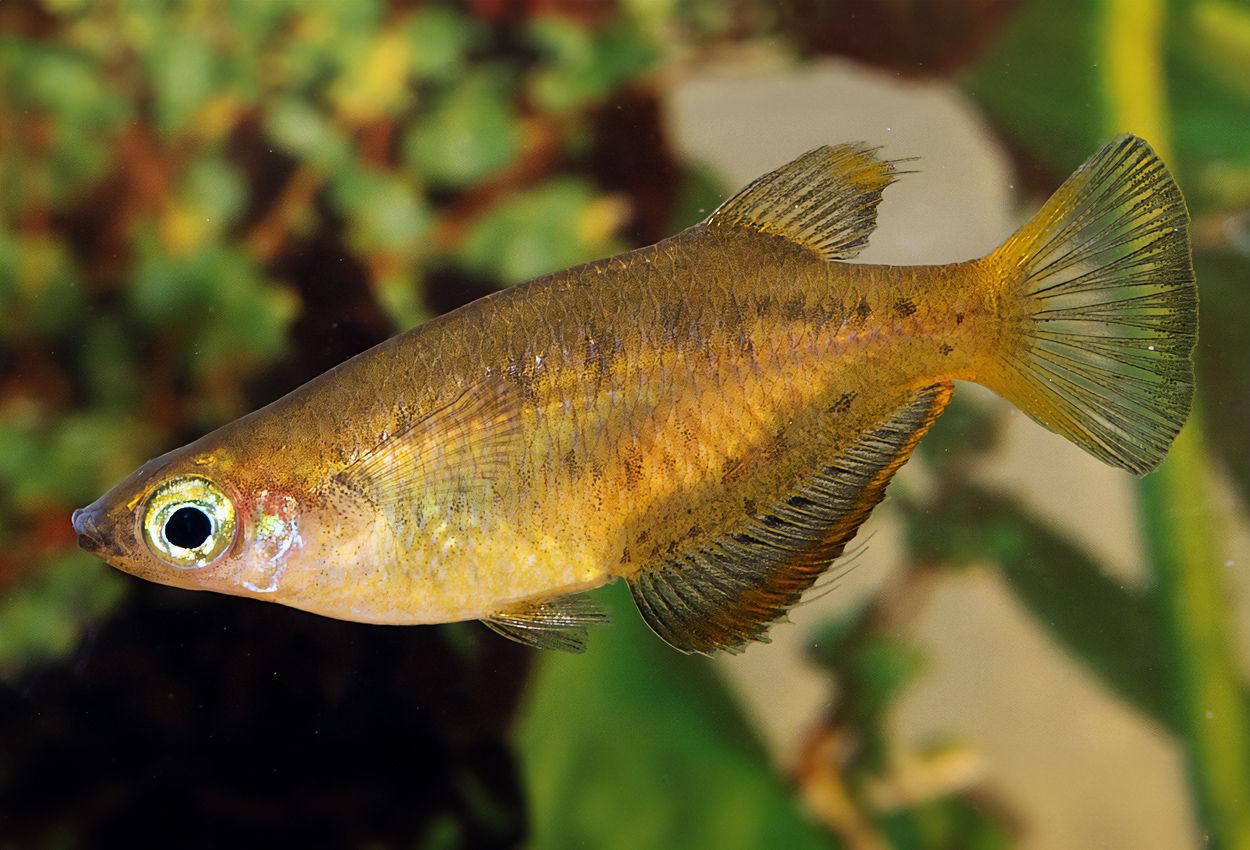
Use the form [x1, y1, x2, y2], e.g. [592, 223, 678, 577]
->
[142, 476, 237, 569]
[165, 506, 213, 549]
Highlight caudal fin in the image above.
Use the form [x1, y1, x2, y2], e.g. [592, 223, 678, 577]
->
[986, 135, 1197, 474]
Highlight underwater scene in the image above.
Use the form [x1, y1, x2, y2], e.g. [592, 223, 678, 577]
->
[1, 2, 1247, 848]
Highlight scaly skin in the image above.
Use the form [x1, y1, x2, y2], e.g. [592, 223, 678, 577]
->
[74, 223, 1002, 625]
[70, 136, 1199, 652]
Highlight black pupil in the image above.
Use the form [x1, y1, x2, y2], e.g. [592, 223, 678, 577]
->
[165, 506, 212, 550]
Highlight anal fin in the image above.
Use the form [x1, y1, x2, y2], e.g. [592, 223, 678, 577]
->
[482, 592, 612, 653]
[629, 383, 952, 655]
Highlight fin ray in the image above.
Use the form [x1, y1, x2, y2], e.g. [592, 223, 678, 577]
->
[629, 383, 951, 655]
[482, 593, 612, 653]
[988, 134, 1196, 474]
[338, 375, 522, 524]
[706, 143, 902, 261]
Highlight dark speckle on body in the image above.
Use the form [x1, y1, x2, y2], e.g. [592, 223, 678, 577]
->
[893, 298, 917, 318]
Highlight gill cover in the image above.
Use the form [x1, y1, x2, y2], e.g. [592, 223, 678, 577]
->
[142, 476, 237, 569]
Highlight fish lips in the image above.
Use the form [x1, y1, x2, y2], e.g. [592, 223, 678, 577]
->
[71, 501, 111, 555]
[72, 496, 168, 583]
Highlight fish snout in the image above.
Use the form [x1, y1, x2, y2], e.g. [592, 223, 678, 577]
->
[72, 505, 107, 554]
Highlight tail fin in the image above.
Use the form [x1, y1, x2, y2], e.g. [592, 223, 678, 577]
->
[986, 135, 1197, 474]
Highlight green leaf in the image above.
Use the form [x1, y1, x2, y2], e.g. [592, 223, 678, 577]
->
[0, 415, 41, 501]
[903, 485, 1177, 734]
[404, 70, 519, 188]
[145, 28, 218, 137]
[375, 268, 435, 333]
[277, 1, 385, 94]
[406, 6, 480, 82]
[22, 237, 88, 339]
[964, 0, 1250, 211]
[1184, 0, 1250, 100]
[129, 227, 214, 327]
[265, 97, 352, 172]
[516, 582, 836, 850]
[806, 603, 870, 672]
[0, 38, 127, 199]
[807, 607, 927, 772]
[527, 16, 659, 113]
[130, 234, 295, 378]
[855, 636, 927, 722]
[1137, 419, 1250, 850]
[460, 178, 623, 285]
[0, 230, 83, 338]
[187, 245, 297, 375]
[854, 635, 929, 772]
[913, 393, 999, 476]
[670, 162, 731, 230]
[4, 37, 127, 126]
[961, 0, 1107, 174]
[182, 156, 248, 226]
[0, 408, 157, 511]
[330, 165, 434, 253]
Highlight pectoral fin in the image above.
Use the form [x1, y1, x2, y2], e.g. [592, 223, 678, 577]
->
[482, 592, 612, 653]
[338, 375, 522, 524]
[628, 383, 951, 655]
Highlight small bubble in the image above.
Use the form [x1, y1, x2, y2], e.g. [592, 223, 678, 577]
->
[1207, 711, 1215, 719]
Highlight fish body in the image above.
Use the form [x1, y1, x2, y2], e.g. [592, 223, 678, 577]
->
[73, 137, 1196, 653]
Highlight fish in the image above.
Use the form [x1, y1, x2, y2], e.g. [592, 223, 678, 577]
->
[72, 135, 1196, 654]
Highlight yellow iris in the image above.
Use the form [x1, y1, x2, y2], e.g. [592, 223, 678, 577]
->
[142, 476, 237, 569]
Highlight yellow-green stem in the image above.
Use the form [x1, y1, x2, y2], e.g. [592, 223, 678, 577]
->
[1137, 416, 1250, 850]
[1103, 1, 1250, 846]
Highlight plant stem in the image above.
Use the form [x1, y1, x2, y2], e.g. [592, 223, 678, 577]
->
[1138, 417, 1250, 850]
[1102, 1, 1250, 845]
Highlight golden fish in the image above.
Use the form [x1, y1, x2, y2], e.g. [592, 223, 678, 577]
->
[72, 135, 1195, 654]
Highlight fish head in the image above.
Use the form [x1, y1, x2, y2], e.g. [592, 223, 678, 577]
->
[72, 439, 311, 598]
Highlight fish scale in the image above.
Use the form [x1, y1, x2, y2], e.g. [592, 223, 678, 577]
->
[74, 136, 1196, 654]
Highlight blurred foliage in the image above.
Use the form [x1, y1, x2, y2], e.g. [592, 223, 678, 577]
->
[901, 482, 1177, 734]
[0, 549, 126, 674]
[964, 4, 1250, 848]
[518, 582, 831, 850]
[1, 0, 1247, 848]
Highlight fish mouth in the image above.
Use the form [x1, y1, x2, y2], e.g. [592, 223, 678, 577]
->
[71, 505, 107, 554]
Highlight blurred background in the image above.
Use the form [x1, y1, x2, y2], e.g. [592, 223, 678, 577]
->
[1, 1, 1247, 848]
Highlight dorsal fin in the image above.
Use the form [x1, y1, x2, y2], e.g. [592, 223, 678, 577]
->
[338, 375, 522, 524]
[482, 592, 612, 652]
[705, 143, 903, 261]
[628, 382, 952, 655]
